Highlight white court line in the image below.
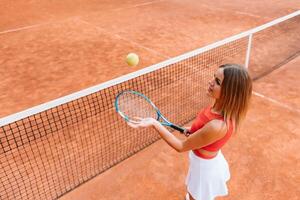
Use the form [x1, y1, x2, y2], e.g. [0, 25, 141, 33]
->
[78, 19, 169, 59]
[199, 3, 272, 20]
[0, 17, 79, 35]
[253, 91, 300, 113]
[235, 11, 272, 20]
[0, 23, 51, 35]
[113, 0, 167, 11]
[0, 0, 166, 35]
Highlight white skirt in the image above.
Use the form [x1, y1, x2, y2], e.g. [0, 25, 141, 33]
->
[185, 150, 230, 200]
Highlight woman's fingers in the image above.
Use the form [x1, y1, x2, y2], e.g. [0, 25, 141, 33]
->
[127, 117, 156, 129]
[127, 122, 140, 128]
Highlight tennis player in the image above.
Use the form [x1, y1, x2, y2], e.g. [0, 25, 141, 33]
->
[128, 64, 252, 200]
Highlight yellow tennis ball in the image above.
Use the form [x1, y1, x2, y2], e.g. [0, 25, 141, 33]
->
[126, 53, 139, 66]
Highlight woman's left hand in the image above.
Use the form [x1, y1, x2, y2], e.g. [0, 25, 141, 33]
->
[127, 117, 157, 129]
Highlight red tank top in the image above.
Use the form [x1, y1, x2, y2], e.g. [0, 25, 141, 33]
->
[190, 106, 233, 159]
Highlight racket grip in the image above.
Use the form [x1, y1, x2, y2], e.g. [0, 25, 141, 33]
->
[170, 124, 186, 133]
[170, 124, 191, 137]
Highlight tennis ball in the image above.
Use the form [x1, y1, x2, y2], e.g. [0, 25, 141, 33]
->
[126, 53, 139, 66]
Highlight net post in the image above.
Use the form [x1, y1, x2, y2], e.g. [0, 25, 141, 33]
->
[245, 33, 253, 69]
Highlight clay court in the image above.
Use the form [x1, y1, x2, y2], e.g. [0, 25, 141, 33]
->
[0, 1, 299, 200]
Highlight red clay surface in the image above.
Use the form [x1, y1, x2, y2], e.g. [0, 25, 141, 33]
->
[1, 0, 299, 199]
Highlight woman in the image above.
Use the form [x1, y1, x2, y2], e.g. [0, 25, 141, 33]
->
[128, 64, 252, 200]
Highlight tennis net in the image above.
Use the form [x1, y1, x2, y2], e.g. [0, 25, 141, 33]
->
[0, 10, 299, 200]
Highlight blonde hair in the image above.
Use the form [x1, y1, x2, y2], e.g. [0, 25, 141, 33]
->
[214, 64, 252, 131]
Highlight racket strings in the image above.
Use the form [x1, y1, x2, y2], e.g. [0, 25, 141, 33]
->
[117, 93, 157, 122]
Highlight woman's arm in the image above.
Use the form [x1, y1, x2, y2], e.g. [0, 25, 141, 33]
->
[129, 118, 227, 152]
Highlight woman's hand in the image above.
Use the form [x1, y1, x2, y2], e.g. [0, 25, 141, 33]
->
[127, 117, 157, 129]
[128, 117, 184, 152]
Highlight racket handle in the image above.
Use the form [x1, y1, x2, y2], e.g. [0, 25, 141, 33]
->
[170, 124, 191, 137]
[170, 124, 186, 133]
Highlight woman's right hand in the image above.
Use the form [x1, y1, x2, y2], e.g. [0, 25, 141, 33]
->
[127, 117, 157, 129]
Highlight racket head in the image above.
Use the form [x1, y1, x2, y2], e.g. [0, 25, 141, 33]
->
[115, 90, 159, 123]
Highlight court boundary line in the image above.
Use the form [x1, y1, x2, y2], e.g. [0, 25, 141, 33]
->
[199, 3, 272, 20]
[0, 10, 299, 126]
[235, 11, 272, 19]
[112, 0, 167, 11]
[0, 23, 52, 35]
[77, 19, 169, 59]
[253, 91, 300, 113]
[0, 17, 81, 35]
[0, 0, 166, 35]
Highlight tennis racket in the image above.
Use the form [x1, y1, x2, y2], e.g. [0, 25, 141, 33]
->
[115, 90, 189, 134]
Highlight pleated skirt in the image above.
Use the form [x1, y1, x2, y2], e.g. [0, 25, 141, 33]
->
[185, 150, 230, 200]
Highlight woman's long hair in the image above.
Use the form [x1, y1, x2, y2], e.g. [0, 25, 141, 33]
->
[214, 64, 252, 131]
